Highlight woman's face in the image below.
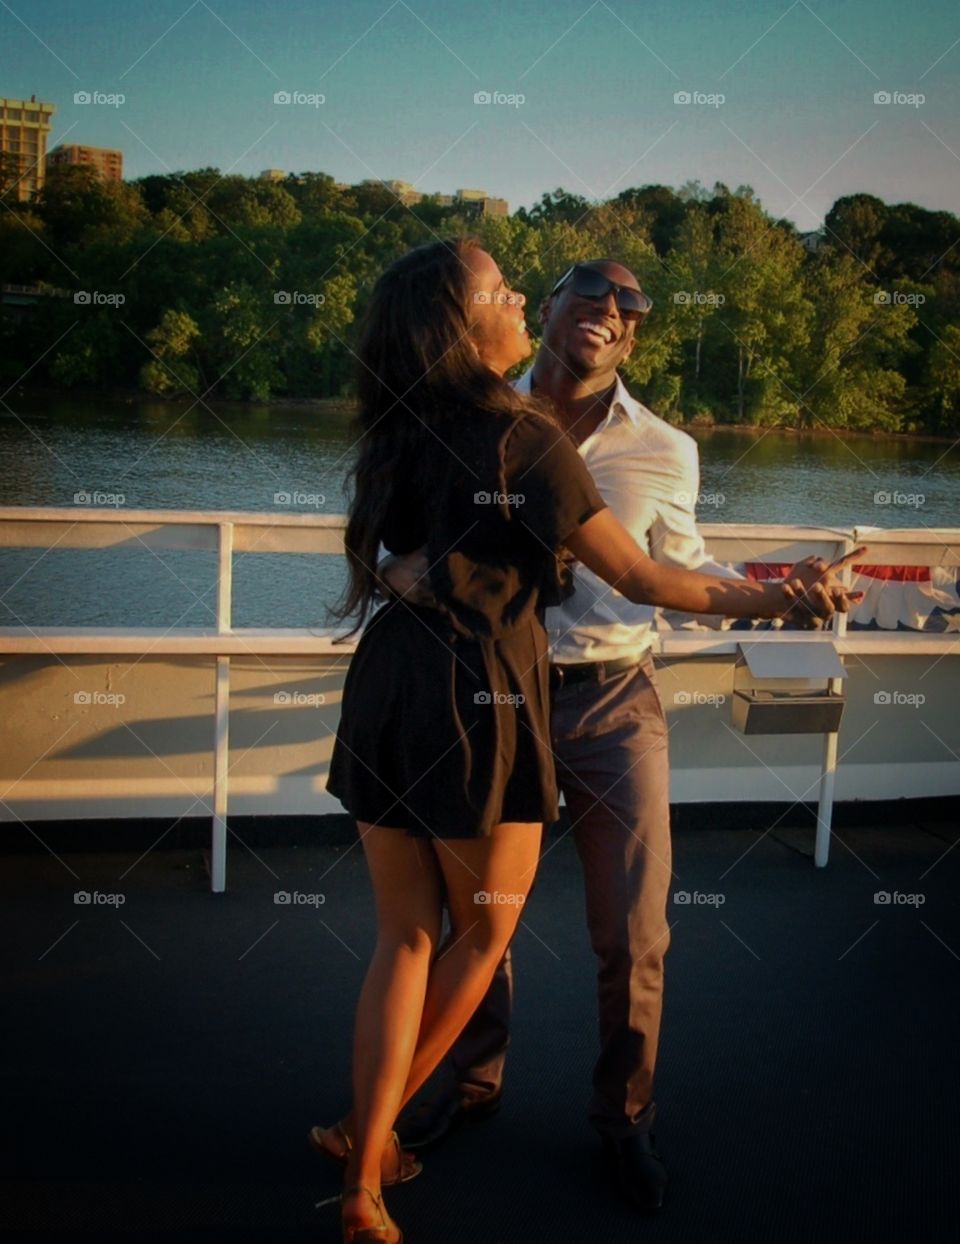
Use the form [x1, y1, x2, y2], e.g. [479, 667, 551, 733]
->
[464, 248, 531, 376]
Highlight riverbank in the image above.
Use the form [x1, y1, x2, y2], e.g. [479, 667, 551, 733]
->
[6, 383, 355, 420]
[7, 382, 958, 446]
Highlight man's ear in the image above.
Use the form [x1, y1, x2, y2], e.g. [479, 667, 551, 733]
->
[538, 296, 551, 327]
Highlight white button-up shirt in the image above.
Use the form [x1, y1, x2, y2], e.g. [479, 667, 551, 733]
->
[514, 369, 741, 664]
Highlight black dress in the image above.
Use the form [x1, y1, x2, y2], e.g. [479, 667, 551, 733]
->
[327, 410, 607, 838]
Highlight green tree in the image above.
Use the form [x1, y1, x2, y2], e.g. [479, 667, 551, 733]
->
[0, 209, 50, 283]
[615, 184, 687, 254]
[823, 194, 890, 275]
[517, 188, 591, 226]
[139, 308, 202, 396]
[205, 176, 301, 231]
[665, 206, 729, 412]
[922, 323, 960, 434]
[710, 193, 812, 424]
[38, 165, 149, 249]
[794, 254, 917, 430]
[0, 151, 24, 201]
[207, 281, 283, 400]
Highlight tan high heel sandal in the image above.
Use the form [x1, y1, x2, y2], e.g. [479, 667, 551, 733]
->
[308, 1121, 422, 1185]
[340, 1183, 402, 1244]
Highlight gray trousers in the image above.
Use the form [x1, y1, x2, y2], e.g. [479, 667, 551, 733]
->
[450, 653, 672, 1138]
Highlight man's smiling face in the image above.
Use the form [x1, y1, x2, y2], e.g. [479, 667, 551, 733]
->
[540, 260, 645, 377]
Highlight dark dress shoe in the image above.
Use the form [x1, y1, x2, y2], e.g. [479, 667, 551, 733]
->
[603, 1132, 668, 1214]
[395, 1088, 503, 1151]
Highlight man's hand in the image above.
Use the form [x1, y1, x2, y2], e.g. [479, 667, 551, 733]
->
[777, 547, 867, 629]
[376, 546, 436, 607]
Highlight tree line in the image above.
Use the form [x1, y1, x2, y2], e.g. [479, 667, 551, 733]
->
[2, 159, 959, 434]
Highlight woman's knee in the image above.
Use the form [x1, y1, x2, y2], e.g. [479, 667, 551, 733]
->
[376, 917, 441, 957]
[453, 904, 522, 958]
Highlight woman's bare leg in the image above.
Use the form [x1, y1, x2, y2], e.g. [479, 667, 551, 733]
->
[395, 824, 541, 1111]
[344, 825, 444, 1233]
[344, 821, 542, 1234]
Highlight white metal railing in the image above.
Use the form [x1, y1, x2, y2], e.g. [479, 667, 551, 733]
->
[0, 507, 353, 891]
[1, 508, 958, 888]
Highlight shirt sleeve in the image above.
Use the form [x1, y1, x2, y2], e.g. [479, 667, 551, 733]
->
[649, 436, 744, 631]
[503, 415, 607, 550]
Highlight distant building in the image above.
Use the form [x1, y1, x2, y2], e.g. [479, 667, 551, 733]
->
[359, 178, 423, 206]
[385, 180, 423, 206]
[453, 188, 509, 216]
[799, 230, 826, 254]
[453, 188, 509, 217]
[344, 181, 509, 214]
[1, 94, 56, 201]
[259, 168, 286, 182]
[1, 281, 71, 322]
[47, 144, 123, 182]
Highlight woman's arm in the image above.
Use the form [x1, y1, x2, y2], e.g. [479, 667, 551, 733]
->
[564, 509, 863, 624]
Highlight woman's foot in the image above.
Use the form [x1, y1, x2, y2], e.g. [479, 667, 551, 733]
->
[341, 1183, 402, 1244]
[308, 1121, 422, 1185]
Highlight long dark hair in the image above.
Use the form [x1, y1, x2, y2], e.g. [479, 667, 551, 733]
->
[333, 237, 543, 633]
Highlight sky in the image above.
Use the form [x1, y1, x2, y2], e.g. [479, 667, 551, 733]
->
[3, 0, 959, 227]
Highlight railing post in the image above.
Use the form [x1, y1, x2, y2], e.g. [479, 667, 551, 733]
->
[211, 522, 233, 893]
[814, 539, 853, 868]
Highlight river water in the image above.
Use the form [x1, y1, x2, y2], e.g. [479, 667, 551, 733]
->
[2, 394, 958, 628]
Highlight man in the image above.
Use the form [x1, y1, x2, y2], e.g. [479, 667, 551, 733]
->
[382, 259, 842, 1213]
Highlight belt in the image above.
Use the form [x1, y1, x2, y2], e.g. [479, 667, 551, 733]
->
[549, 654, 644, 689]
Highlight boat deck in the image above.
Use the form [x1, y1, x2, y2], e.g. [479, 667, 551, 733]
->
[3, 817, 958, 1242]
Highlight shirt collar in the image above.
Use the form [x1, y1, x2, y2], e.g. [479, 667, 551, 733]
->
[515, 367, 640, 428]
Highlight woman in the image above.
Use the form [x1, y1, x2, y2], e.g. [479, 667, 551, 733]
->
[320, 238, 855, 1243]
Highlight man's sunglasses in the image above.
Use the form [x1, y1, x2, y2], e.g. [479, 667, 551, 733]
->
[549, 264, 653, 320]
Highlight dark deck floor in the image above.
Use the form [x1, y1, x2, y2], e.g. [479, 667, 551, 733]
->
[2, 818, 959, 1242]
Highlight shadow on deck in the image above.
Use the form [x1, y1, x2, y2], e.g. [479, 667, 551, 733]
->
[2, 816, 959, 1242]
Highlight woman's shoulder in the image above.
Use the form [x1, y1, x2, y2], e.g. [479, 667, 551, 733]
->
[498, 408, 566, 461]
[442, 407, 557, 465]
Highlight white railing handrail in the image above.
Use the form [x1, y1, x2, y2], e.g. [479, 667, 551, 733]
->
[0, 506, 347, 526]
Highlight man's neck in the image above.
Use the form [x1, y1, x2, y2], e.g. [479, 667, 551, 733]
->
[531, 352, 619, 446]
